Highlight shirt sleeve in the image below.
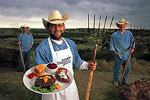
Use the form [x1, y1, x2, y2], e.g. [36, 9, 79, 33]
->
[72, 43, 84, 70]
[18, 33, 22, 43]
[110, 34, 115, 51]
[130, 32, 135, 48]
[30, 33, 34, 45]
[80, 61, 88, 70]
[34, 40, 52, 66]
[34, 49, 48, 66]
[67, 39, 86, 70]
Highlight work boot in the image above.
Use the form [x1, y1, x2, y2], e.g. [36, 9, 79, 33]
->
[114, 82, 118, 87]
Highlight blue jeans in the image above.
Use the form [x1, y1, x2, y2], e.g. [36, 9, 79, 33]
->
[113, 55, 131, 83]
[18, 49, 31, 71]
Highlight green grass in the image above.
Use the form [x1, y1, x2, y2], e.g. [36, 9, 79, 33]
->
[0, 67, 149, 100]
[0, 68, 41, 100]
[75, 69, 150, 100]
[0, 28, 150, 100]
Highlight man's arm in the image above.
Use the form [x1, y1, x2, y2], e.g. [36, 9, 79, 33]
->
[110, 35, 118, 56]
[34, 49, 47, 65]
[34, 40, 52, 66]
[130, 32, 135, 54]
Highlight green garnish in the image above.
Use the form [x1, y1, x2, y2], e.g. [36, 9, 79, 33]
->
[31, 84, 57, 93]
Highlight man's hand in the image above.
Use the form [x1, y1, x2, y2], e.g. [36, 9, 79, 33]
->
[30, 45, 32, 48]
[113, 50, 118, 56]
[130, 48, 134, 54]
[17, 42, 20, 45]
[88, 62, 97, 71]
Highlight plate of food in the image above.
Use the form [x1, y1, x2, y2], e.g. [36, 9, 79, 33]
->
[23, 63, 73, 94]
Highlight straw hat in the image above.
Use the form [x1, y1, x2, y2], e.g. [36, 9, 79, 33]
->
[42, 10, 69, 30]
[116, 18, 129, 26]
[20, 24, 30, 30]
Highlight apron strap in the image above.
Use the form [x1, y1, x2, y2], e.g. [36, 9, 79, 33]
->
[48, 37, 73, 63]
[48, 37, 56, 62]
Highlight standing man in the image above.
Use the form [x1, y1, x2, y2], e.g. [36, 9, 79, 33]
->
[34, 10, 96, 100]
[17, 24, 34, 72]
[110, 18, 135, 87]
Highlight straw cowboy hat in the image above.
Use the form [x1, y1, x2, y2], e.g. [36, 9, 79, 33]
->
[20, 24, 30, 30]
[42, 10, 69, 30]
[116, 18, 129, 27]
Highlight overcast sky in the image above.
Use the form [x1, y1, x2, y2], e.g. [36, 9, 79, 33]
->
[0, 0, 150, 29]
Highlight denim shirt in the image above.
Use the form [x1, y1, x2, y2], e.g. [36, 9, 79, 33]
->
[18, 33, 34, 52]
[110, 30, 135, 60]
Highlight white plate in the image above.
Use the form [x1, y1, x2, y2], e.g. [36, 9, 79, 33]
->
[23, 67, 73, 94]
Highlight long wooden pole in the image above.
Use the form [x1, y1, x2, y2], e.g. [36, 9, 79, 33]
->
[120, 40, 135, 85]
[18, 40, 26, 72]
[16, 25, 26, 73]
[85, 44, 98, 100]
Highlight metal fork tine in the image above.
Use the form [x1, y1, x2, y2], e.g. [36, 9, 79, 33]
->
[102, 15, 107, 37]
[97, 15, 101, 36]
[109, 16, 114, 29]
[93, 14, 95, 37]
[88, 13, 89, 34]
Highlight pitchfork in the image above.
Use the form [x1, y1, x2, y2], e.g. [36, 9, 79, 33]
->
[85, 14, 98, 100]
[10, 23, 26, 72]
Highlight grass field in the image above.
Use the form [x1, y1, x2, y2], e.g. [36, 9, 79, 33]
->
[0, 28, 150, 100]
[0, 67, 149, 100]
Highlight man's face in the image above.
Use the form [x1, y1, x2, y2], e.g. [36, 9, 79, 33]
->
[48, 23, 65, 40]
[23, 27, 29, 33]
[118, 24, 126, 31]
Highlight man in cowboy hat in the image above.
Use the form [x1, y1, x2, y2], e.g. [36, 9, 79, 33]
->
[17, 24, 34, 72]
[34, 10, 96, 100]
[110, 18, 135, 87]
